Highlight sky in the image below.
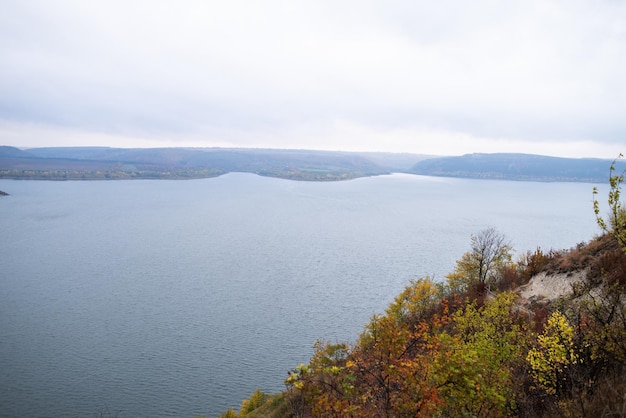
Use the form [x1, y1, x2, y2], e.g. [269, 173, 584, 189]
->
[1, 0, 625, 158]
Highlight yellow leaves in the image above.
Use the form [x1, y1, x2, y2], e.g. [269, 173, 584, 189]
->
[327, 365, 342, 375]
[430, 293, 524, 415]
[385, 277, 440, 323]
[285, 363, 310, 389]
[446, 270, 469, 294]
[453, 292, 519, 346]
[239, 389, 268, 415]
[527, 311, 578, 395]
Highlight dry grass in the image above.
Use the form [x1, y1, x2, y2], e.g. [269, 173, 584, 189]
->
[540, 234, 620, 275]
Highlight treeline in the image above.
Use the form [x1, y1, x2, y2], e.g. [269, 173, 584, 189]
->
[0, 146, 398, 181]
[0, 168, 225, 181]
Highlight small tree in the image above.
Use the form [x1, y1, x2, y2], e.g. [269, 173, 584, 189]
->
[593, 153, 626, 251]
[239, 389, 269, 415]
[385, 277, 441, 323]
[527, 311, 578, 396]
[447, 227, 512, 291]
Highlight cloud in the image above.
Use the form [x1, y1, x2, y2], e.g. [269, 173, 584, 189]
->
[1, 0, 625, 156]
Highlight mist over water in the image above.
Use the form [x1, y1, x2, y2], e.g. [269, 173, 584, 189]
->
[0, 173, 604, 417]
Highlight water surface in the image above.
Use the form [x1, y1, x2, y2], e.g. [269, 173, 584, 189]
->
[0, 173, 605, 417]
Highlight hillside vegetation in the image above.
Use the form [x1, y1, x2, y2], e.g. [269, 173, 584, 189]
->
[412, 153, 626, 183]
[217, 157, 626, 417]
[0, 146, 431, 181]
[1, 146, 621, 182]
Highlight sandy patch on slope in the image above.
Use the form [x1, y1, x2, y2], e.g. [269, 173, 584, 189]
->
[519, 271, 586, 301]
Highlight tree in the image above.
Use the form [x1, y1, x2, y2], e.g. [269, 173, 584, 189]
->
[285, 340, 352, 417]
[239, 389, 269, 415]
[527, 311, 578, 396]
[593, 153, 626, 251]
[351, 313, 443, 417]
[447, 227, 513, 291]
[385, 277, 442, 324]
[435, 292, 527, 417]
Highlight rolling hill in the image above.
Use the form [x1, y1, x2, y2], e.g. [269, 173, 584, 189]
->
[411, 153, 624, 182]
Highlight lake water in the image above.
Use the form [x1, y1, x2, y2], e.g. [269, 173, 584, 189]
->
[0, 173, 606, 417]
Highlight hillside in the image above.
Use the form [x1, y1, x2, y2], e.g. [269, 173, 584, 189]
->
[412, 153, 625, 182]
[1, 146, 620, 182]
[219, 230, 626, 418]
[0, 146, 432, 181]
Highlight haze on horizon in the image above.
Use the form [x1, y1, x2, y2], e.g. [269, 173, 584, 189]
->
[1, 1, 625, 158]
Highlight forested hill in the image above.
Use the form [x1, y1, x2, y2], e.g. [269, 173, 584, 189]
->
[0, 146, 429, 181]
[412, 153, 625, 182]
[1, 146, 622, 182]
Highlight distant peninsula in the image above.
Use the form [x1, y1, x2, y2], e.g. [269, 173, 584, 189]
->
[0, 146, 622, 183]
[0, 146, 426, 181]
[0, 190, 8, 196]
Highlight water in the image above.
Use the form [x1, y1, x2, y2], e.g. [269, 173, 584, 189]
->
[0, 173, 606, 417]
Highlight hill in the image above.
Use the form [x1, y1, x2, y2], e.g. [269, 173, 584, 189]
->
[0, 146, 432, 181]
[2, 147, 620, 182]
[412, 153, 625, 182]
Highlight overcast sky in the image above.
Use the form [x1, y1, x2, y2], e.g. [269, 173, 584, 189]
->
[1, 0, 625, 157]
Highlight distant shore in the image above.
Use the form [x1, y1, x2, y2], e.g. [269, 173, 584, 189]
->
[1, 146, 622, 183]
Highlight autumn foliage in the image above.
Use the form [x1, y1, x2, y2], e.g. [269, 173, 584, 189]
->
[222, 163, 626, 417]
[282, 232, 626, 418]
